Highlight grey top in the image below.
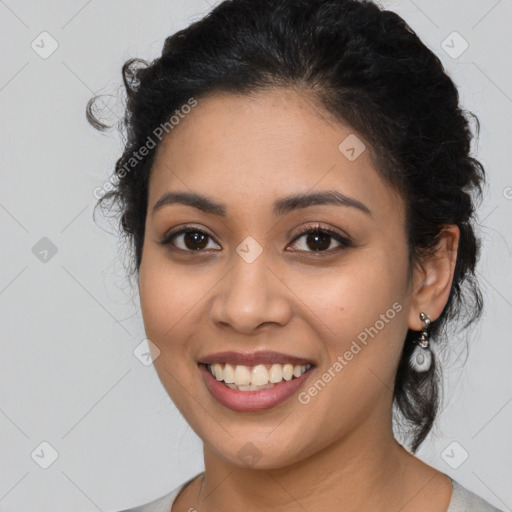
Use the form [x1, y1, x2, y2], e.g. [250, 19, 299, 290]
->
[119, 471, 504, 512]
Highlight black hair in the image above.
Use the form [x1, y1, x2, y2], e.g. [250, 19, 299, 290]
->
[87, 0, 485, 453]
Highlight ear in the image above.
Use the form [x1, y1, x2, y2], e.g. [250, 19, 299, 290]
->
[408, 225, 460, 330]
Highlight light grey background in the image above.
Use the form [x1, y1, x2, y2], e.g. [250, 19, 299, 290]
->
[0, 0, 510, 510]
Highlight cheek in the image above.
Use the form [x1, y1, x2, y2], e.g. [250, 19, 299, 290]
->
[310, 249, 406, 317]
[292, 251, 409, 425]
[138, 252, 205, 407]
[138, 251, 198, 345]
[302, 247, 409, 367]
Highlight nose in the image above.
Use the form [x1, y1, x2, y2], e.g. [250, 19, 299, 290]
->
[210, 251, 293, 334]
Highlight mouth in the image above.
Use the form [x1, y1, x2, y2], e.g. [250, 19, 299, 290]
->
[197, 361, 316, 412]
[199, 362, 314, 391]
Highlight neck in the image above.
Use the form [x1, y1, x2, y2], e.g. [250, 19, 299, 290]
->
[194, 422, 415, 512]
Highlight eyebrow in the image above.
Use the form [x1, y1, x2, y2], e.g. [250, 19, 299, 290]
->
[152, 190, 371, 217]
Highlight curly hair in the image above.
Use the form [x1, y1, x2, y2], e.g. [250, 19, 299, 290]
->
[87, 0, 485, 453]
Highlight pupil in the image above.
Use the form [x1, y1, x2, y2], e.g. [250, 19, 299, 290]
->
[185, 232, 208, 250]
[307, 232, 330, 251]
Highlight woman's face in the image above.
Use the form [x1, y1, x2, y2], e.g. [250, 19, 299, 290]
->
[138, 87, 415, 469]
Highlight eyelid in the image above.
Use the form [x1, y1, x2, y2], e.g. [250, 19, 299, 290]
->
[290, 223, 351, 243]
[161, 223, 215, 240]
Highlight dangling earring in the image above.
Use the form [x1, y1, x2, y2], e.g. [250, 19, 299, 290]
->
[409, 312, 432, 372]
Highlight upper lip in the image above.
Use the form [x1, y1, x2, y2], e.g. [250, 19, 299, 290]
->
[198, 351, 315, 367]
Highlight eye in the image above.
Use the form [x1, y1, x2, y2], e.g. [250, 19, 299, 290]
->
[287, 225, 352, 253]
[160, 226, 221, 252]
[160, 224, 352, 254]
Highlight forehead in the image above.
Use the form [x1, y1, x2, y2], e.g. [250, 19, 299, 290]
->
[148, 87, 403, 220]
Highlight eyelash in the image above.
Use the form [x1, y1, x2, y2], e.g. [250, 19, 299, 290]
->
[159, 224, 353, 255]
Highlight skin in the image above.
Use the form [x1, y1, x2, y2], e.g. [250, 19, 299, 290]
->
[138, 87, 459, 512]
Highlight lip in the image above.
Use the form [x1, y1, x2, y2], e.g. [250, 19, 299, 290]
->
[198, 350, 315, 366]
[199, 363, 315, 412]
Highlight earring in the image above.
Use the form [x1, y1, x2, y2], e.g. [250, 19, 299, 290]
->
[409, 312, 432, 372]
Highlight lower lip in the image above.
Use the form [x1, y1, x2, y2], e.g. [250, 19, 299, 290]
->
[198, 364, 315, 412]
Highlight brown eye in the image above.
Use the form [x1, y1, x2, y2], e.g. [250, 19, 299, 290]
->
[288, 227, 352, 253]
[161, 228, 221, 252]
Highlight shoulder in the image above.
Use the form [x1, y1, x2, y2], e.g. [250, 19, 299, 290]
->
[447, 478, 504, 512]
[116, 473, 505, 512]
[117, 472, 204, 512]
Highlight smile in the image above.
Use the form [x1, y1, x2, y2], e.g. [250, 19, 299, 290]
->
[198, 362, 316, 412]
[205, 362, 313, 390]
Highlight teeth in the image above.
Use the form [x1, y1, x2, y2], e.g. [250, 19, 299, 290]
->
[226, 383, 275, 391]
[251, 364, 269, 386]
[283, 364, 294, 381]
[234, 364, 251, 385]
[293, 365, 303, 378]
[206, 362, 312, 389]
[213, 363, 223, 381]
[269, 363, 283, 383]
[223, 363, 235, 383]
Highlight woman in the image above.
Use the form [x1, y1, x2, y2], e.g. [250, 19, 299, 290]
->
[88, 0, 502, 510]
